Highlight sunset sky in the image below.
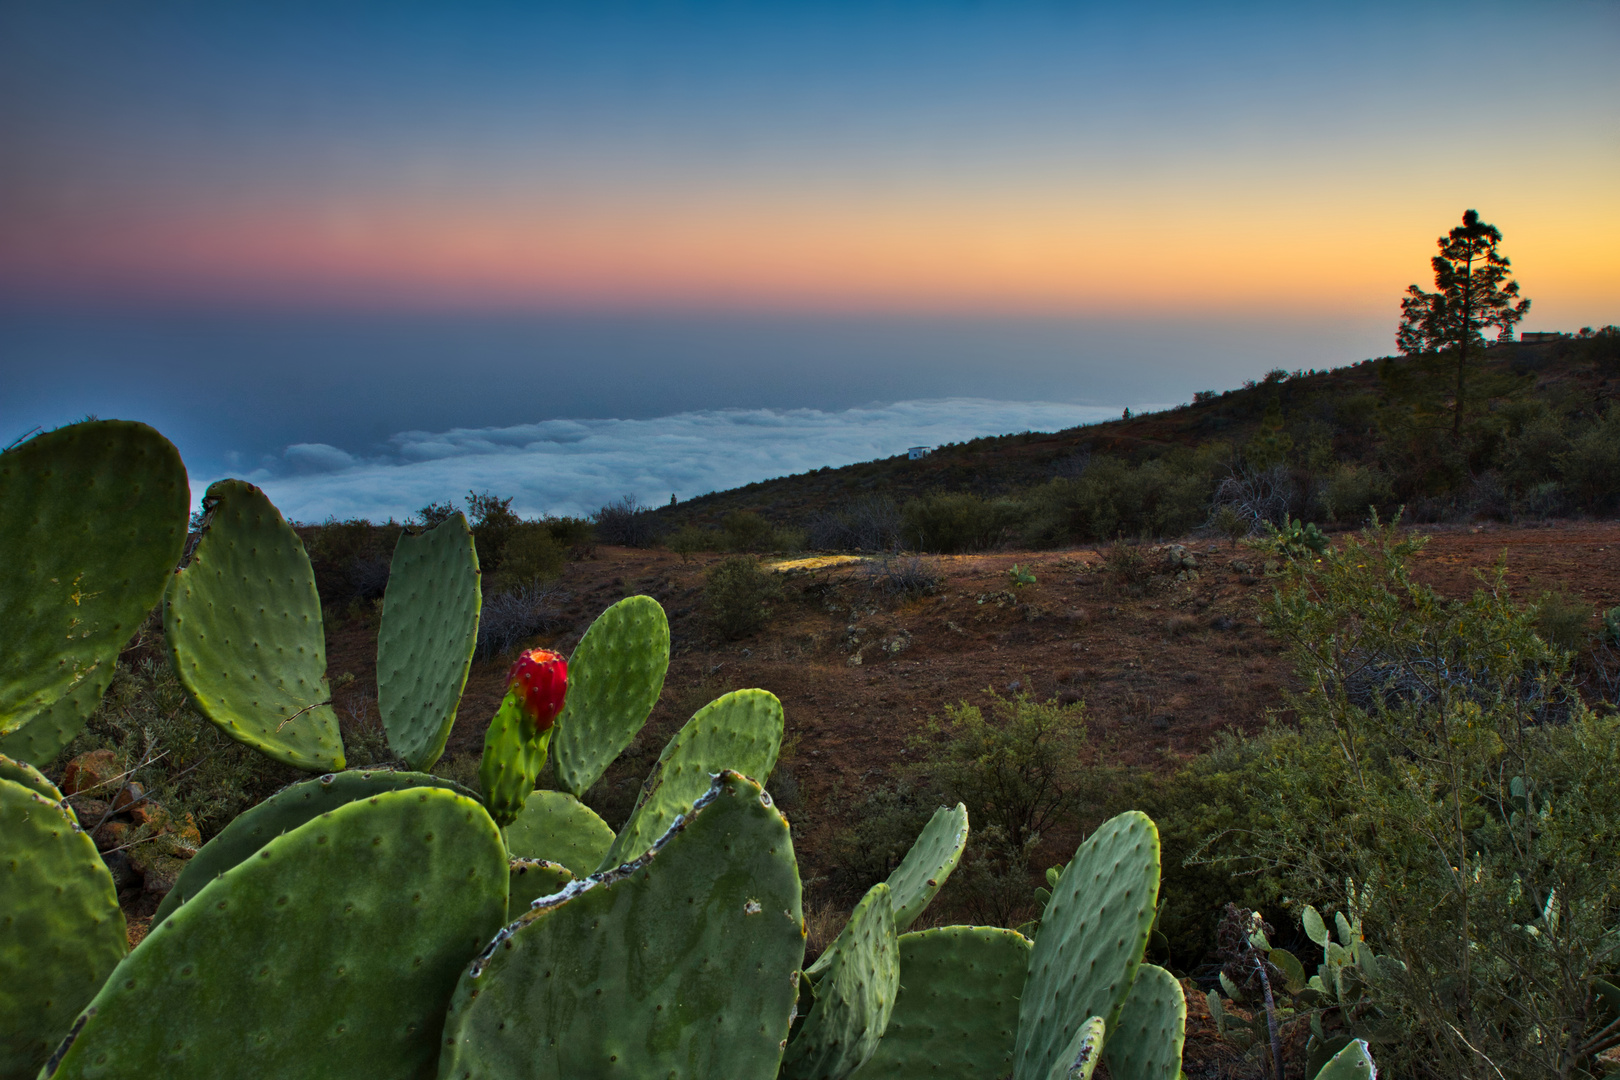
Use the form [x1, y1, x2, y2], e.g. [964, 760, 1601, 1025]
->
[2, 2, 1616, 514]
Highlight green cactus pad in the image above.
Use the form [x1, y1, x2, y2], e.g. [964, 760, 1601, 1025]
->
[163, 479, 344, 771]
[848, 925, 1029, 1080]
[1, 778, 128, 1078]
[1012, 811, 1161, 1080]
[597, 687, 783, 870]
[1044, 1016, 1107, 1080]
[0, 751, 64, 802]
[781, 882, 899, 1080]
[438, 770, 804, 1080]
[808, 802, 968, 979]
[501, 789, 614, 876]
[1313, 1039, 1377, 1080]
[45, 787, 507, 1080]
[1, 420, 187, 734]
[507, 858, 572, 921]
[151, 768, 479, 927]
[378, 514, 482, 771]
[0, 662, 117, 767]
[478, 689, 553, 828]
[551, 595, 671, 797]
[1102, 964, 1185, 1080]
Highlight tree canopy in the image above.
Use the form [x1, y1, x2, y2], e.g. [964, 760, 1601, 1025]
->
[1397, 209, 1530, 433]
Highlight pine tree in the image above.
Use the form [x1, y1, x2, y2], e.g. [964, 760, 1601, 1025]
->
[1397, 209, 1531, 434]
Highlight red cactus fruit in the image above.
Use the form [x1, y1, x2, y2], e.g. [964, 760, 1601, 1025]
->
[505, 647, 568, 734]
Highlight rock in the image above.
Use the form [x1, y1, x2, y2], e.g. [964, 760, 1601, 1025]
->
[112, 781, 145, 813]
[137, 854, 188, 899]
[101, 850, 139, 893]
[61, 748, 121, 797]
[92, 819, 132, 852]
[882, 629, 912, 655]
[847, 651, 863, 667]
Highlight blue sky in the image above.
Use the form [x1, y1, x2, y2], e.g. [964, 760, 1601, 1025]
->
[2, 1, 1615, 513]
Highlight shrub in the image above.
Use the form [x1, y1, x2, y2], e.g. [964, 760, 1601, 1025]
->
[465, 490, 520, 568]
[861, 553, 942, 599]
[1533, 589, 1591, 654]
[1320, 463, 1394, 524]
[594, 495, 662, 547]
[475, 581, 568, 659]
[907, 690, 1091, 852]
[1197, 521, 1620, 1079]
[721, 511, 774, 552]
[807, 496, 903, 552]
[1028, 453, 1216, 545]
[704, 556, 782, 640]
[901, 492, 1023, 553]
[667, 524, 724, 560]
[484, 521, 564, 594]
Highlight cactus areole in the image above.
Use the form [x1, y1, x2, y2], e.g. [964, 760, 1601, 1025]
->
[506, 648, 567, 737]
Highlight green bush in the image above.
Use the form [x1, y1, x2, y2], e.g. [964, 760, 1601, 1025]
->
[484, 521, 564, 594]
[1557, 406, 1620, 512]
[721, 511, 774, 552]
[703, 556, 782, 640]
[1319, 462, 1394, 524]
[900, 492, 1024, 553]
[667, 524, 725, 560]
[1533, 589, 1592, 654]
[1196, 521, 1620, 1079]
[1025, 452, 1217, 545]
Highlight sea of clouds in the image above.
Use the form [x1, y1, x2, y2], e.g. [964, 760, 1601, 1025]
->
[217, 397, 1163, 523]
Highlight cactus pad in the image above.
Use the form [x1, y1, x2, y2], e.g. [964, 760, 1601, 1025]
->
[0, 664, 116, 766]
[1013, 811, 1161, 1080]
[501, 789, 614, 876]
[1102, 964, 1185, 1080]
[781, 882, 899, 1080]
[848, 925, 1029, 1080]
[1, 419, 187, 734]
[551, 595, 671, 797]
[44, 787, 507, 1079]
[1044, 1016, 1107, 1080]
[1314, 1039, 1377, 1079]
[377, 514, 482, 771]
[163, 479, 344, 771]
[507, 858, 573, 921]
[151, 768, 479, 927]
[0, 750, 63, 802]
[598, 687, 783, 869]
[438, 770, 804, 1080]
[809, 802, 968, 979]
[1, 778, 128, 1078]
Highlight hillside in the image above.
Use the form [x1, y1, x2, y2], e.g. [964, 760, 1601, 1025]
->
[653, 330, 1620, 537]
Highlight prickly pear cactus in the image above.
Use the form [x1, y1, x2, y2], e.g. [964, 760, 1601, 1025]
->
[1012, 811, 1161, 1080]
[1, 419, 187, 736]
[0, 665, 115, 766]
[163, 479, 345, 771]
[377, 514, 482, 771]
[44, 787, 507, 1080]
[152, 768, 479, 926]
[438, 771, 804, 1080]
[597, 687, 782, 870]
[1313, 1039, 1377, 1079]
[0, 750, 63, 802]
[781, 882, 899, 1080]
[551, 595, 670, 797]
[502, 789, 614, 877]
[1, 778, 128, 1078]
[847, 925, 1029, 1080]
[479, 691, 554, 829]
[1045, 1016, 1107, 1080]
[507, 858, 572, 922]
[808, 802, 967, 979]
[1102, 964, 1186, 1080]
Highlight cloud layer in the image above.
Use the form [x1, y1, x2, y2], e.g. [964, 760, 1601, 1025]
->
[221, 398, 1153, 523]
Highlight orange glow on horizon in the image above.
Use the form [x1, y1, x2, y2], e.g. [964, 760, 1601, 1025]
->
[2, 184, 1616, 321]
